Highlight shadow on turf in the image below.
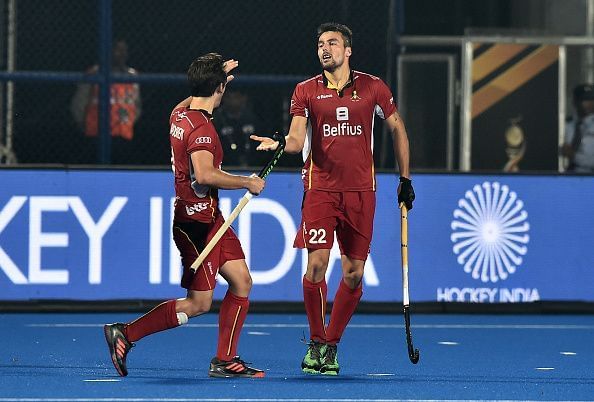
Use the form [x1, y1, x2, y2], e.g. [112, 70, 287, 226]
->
[136, 373, 594, 386]
[4, 363, 591, 387]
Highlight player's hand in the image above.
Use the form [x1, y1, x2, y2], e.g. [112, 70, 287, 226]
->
[246, 174, 265, 195]
[250, 135, 279, 151]
[223, 59, 239, 84]
[398, 177, 415, 210]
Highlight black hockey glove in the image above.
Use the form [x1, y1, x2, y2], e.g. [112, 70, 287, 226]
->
[398, 176, 415, 210]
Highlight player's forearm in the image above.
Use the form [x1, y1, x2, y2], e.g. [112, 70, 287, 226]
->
[284, 134, 303, 154]
[196, 168, 252, 191]
[283, 116, 307, 154]
[393, 126, 411, 179]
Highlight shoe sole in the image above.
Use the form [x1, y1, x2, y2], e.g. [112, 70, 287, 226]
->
[320, 370, 338, 376]
[208, 371, 265, 378]
[103, 325, 126, 377]
[301, 367, 320, 374]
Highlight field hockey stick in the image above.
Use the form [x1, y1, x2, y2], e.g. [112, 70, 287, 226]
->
[190, 132, 286, 272]
[400, 203, 420, 364]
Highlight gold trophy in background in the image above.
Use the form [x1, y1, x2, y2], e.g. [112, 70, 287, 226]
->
[503, 116, 526, 172]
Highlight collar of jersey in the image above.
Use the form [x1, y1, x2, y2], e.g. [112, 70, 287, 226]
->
[186, 107, 213, 119]
[322, 69, 354, 91]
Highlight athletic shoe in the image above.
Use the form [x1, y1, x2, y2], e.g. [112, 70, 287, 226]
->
[301, 340, 326, 374]
[103, 323, 134, 377]
[208, 356, 265, 378]
[320, 344, 339, 375]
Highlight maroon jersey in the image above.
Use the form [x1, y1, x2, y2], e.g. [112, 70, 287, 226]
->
[170, 106, 222, 223]
[290, 70, 397, 191]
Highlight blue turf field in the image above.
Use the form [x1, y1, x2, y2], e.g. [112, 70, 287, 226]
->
[1, 312, 593, 401]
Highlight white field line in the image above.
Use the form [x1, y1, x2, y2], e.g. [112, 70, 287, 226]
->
[0, 398, 577, 402]
[25, 323, 594, 330]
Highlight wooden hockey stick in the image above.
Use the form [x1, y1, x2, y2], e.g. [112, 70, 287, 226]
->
[190, 133, 286, 272]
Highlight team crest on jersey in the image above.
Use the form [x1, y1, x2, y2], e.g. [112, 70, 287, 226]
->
[351, 90, 361, 101]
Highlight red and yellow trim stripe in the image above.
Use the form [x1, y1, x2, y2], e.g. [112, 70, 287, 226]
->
[174, 226, 212, 289]
[226, 306, 242, 356]
[319, 287, 326, 336]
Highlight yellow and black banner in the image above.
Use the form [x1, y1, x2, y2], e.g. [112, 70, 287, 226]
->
[471, 43, 559, 171]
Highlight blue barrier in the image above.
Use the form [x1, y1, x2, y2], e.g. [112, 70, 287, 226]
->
[0, 169, 592, 303]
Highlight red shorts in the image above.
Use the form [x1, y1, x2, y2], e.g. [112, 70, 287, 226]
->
[293, 190, 376, 260]
[173, 215, 245, 291]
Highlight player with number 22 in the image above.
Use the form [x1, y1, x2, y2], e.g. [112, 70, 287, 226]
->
[251, 22, 415, 375]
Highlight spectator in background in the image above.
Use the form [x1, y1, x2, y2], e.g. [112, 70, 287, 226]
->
[70, 39, 141, 164]
[214, 89, 266, 168]
[561, 83, 594, 173]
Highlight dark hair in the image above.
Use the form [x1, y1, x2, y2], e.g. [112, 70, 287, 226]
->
[187, 53, 227, 97]
[317, 22, 353, 48]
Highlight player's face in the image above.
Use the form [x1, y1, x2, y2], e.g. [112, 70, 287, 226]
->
[317, 31, 351, 72]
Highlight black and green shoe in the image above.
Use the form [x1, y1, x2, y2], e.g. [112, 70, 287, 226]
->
[301, 340, 326, 374]
[320, 344, 339, 375]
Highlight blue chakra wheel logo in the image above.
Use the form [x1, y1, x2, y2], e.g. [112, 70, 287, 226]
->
[450, 181, 530, 283]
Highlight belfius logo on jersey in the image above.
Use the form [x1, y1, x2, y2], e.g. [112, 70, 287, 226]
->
[438, 181, 539, 303]
[322, 107, 362, 136]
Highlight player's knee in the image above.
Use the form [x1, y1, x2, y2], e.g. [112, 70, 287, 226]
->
[230, 271, 252, 294]
[343, 267, 363, 284]
[307, 259, 328, 280]
[186, 299, 212, 317]
[244, 274, 253, 291]
[310, 265, 327, 278]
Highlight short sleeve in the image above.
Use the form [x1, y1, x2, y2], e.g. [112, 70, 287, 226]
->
[290, 83, 308, 118]
[187, 124, 218, 155]
[169, 108, 178, 125]
[374, 79, 397, 120]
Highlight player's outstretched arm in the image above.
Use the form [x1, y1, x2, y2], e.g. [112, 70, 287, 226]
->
[250, 115, 307, 154]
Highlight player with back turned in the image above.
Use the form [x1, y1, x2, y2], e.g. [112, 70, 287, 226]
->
[252, 22, 415, 375]
[103, 53, 266, 378]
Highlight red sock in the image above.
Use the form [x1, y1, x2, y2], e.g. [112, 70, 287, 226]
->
[216, 291, 249, 361]
[302, 276, 327, 342]
[124, 300, 179, 342]
[326, 280, 362, 344]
